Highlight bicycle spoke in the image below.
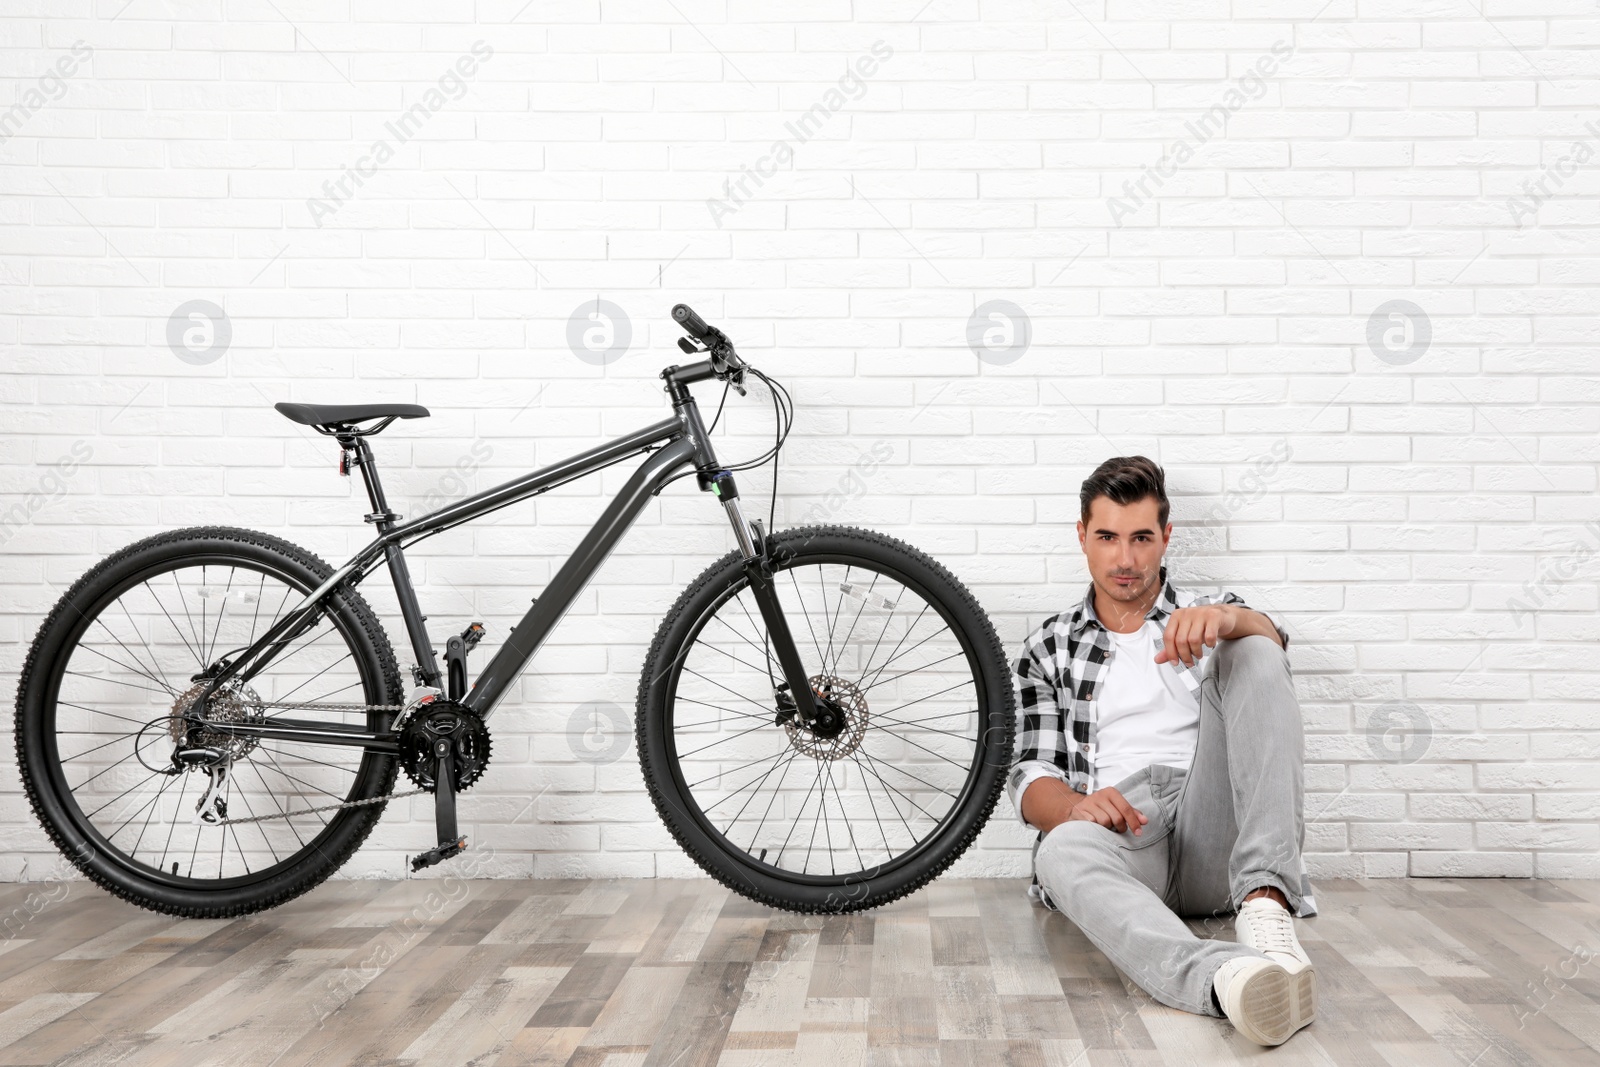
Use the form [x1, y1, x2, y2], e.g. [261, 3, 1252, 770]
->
[247, 759, 306, 850]
[855, 744, 957, 801]
[673, 694, 774, 725]
[865, 719, 971, 770]
[116, 769, 180, 845]
[681, 667, 782, 719]
[816, 564, 842, 680]
[118, 597, 177, 695]
[693, 747, 793, 805]
[62, 668, 171, 699]
[787, 569, 829, 671]
[57, 701, 161, 728]
[801, 758, 826, 874]
[712, 606, 779, 677]
[73, 643, 178, 697]
[673, 719, 775, 760]
[158, 770, 190, 872]
[147, 577, 204, 670]
[172, 572, 206, 667]
[259, 747, 332, 828]
[731, 594, 779, 681]
[691, 638, 774, 679]
[60, 731, 138, 764]
[203, 566, 234, 667]
[271, 649, 354, 704]
[722, 747, 800, 830]
[855, 647, 967, 697]
[830, 571, 878, 678]
[845, 748, 897, 859]
[876, 678, 974, 719]
[857, 607, 938, 692]
[824, 759, 864, 873]
[746, 746, 801, 855]
[853, 747, 938, 827]
[93, 617, 176, 697]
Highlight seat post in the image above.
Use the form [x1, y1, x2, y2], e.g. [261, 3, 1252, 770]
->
[343, 434, 400, 527]
[340, 432, 442, 688]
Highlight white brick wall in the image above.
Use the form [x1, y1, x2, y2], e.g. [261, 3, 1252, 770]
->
[2, 1, 1597, 886]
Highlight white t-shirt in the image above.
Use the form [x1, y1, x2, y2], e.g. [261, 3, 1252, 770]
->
[1092, 620, 1201, 791]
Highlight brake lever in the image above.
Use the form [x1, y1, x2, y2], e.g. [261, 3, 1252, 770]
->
[675, 334, 747, 395]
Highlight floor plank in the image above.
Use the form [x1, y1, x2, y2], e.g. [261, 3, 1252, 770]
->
[0, 877, 1589, 1065]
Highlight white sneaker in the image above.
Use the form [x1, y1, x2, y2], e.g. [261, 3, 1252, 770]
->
[1234, 895, 1315, 1022]
[1212, 955, 1311, 1046]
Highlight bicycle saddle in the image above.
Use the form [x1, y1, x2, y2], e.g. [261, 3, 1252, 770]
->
[274, 402, 430, 431]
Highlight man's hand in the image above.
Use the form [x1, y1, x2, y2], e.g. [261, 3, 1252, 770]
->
[1067, 786, 1148, 836]
[1155, 603, 1284, 668]
[1155, 604, 1236, 668]
[1021, 777, 1149, 836]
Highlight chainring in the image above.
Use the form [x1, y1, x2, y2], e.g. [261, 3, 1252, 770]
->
[398, 703, 492, 792]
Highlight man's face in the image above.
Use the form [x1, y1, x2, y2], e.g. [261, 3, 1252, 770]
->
[1077, 495, 1171, 609]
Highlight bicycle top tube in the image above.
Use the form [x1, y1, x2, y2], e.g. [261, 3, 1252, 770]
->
[376, 413, 687, 552]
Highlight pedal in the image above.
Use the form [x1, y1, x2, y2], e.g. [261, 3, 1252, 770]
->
[410, 836, 468, 872]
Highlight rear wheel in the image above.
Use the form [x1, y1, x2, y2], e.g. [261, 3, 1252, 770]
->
[14, 526, 403, 917]
[636, 524, 1016, 913]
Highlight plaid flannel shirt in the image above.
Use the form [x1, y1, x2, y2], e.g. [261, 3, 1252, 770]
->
[1007, 567, 1317, 917]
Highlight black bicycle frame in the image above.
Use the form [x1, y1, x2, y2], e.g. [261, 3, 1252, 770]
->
[192, 361, 822, 752]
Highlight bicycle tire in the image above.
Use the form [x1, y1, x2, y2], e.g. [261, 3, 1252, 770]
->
[636, 524, 1016, 913]
[14, 526, 402, 918]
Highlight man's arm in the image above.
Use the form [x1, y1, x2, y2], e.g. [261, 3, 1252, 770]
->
[1021, 775, 1148, 837]
[1223, 605, 1284, 645]
[1021, 775, 1084, 835]
[1155, 602, 1284, 668]
[1007, 635, 1072, 828]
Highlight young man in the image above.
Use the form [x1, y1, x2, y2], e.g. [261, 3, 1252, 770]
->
[1009, 455, 1318, 1047]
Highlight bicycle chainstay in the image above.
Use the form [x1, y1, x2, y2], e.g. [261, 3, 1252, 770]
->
[185, 699, 426, 826]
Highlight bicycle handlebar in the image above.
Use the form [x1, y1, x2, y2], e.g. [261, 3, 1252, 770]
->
[671, 303, 715, 344]
[671, 303, 748, 393]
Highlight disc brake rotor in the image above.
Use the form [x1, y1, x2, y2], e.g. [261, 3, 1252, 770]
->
[784, 674, 868, 760]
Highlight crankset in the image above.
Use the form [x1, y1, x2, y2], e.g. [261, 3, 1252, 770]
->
[397, 693, 492, 871]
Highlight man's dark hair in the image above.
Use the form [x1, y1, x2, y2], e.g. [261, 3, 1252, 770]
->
[1080, 455, 1170, 527]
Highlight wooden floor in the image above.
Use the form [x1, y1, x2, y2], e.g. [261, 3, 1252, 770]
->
[0, 875, 1592, 1066]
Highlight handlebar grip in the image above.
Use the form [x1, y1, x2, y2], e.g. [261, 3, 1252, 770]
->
[672, 303, 714, 343]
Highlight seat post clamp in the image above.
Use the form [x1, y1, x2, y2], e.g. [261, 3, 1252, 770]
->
[365, 510, 401, 525]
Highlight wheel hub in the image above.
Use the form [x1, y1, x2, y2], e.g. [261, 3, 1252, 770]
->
[169, 681, 263, 763]
[398, 703, 491, 792]
[783, 674, 868, 761]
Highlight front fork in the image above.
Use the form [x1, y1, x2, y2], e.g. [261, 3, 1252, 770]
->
[711, 472, 823, 726]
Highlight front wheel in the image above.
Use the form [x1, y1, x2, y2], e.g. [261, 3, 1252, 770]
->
[636, 524, 1016, 913]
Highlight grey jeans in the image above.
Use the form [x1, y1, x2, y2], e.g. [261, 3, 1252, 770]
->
[1032, 633, 1312, 1018]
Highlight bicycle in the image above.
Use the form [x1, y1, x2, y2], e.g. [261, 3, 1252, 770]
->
[14, 304, 1017, 917]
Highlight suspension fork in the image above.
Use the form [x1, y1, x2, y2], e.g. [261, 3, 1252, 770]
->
[712, 474, 822, 726]
[668, 379, 821, 725]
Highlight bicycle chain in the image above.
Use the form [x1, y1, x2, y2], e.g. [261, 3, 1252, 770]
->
[201, 700, 423, 826]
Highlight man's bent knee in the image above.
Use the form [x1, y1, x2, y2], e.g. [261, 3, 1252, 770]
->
[1214, 632, 1287, 679]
